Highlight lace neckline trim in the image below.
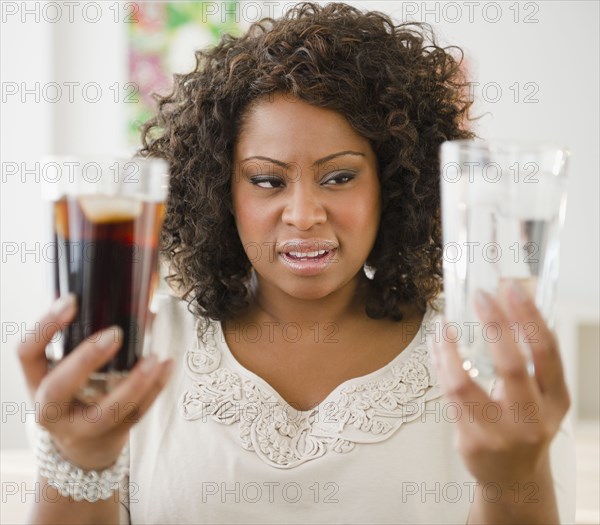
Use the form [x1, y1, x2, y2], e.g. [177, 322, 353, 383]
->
[179, 304, 442, 469]
[215, 308, 433, 413]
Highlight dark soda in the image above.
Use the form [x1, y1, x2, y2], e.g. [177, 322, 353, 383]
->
[52, 194, 164, 375]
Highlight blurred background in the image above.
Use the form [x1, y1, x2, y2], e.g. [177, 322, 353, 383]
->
[1, 1, 598, 523]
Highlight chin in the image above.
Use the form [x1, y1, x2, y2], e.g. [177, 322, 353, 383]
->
[281, 281, 337, 301]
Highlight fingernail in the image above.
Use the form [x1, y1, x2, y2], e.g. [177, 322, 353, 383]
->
[475, 289, 493, 313]
[50, 294, 76, 318]
[96, 326, 122, 350]
[141, 355, 157, 374]
[509, 280, 528, 304]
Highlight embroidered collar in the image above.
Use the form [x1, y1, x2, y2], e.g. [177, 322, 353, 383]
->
[179, 307, 442, 469]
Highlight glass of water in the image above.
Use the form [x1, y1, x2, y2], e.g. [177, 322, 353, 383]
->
[439, 140, 569, 380]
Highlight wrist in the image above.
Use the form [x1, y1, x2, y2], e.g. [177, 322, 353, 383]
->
[51, 435, 122, 472]
[469, 457, 559, 525]
[35, 426, 129, 503]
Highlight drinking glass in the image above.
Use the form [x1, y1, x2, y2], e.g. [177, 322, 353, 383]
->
[41, 156, 169, 402]
[439, 140, 569, 380]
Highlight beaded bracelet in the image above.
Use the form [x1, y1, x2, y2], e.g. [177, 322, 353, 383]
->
[35, 427, 129, 503]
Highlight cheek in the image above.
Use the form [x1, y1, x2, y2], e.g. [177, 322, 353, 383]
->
[336, 188, 381, 236]
[234, 208, 255, 241]
[232, 197, 271, 243]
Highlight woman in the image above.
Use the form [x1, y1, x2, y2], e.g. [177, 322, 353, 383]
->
[20, 2, 575, 523]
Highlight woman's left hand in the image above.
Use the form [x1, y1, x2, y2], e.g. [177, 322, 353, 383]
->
[430, 279, 570, 495]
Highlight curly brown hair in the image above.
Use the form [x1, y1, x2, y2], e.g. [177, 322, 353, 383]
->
[140, 1, 474, 325]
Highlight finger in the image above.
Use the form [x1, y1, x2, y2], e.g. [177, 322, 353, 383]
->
[117, 359, 174, 430]
[97, 357, 174, 432]
[473, 289, 537, 401]
[17, 294, 77, 398]
[503, 280, 569, 402]
[36, 326, 123, 405]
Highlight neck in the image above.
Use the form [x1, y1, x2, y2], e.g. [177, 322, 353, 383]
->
[247, 271, 370, 328]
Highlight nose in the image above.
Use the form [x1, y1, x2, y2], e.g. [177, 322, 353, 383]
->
[281, 180, 327, 230]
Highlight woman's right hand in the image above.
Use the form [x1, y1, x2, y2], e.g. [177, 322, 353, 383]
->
[17, 294, 174, 471]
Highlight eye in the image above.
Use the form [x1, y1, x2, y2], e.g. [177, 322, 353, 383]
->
[250, 177, 285, 189]
[322, 172, 356, 185]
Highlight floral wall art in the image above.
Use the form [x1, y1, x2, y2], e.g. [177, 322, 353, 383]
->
[128, 2, 244, 144]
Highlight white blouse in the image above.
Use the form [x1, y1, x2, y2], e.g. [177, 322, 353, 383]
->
[119, 294, 576, 524]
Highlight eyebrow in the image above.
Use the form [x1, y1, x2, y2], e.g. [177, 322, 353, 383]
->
[240, 150, 366, 168]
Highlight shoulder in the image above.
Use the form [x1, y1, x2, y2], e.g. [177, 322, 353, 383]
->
[426, 291, 445, 317]
[148, 291, 215, 360]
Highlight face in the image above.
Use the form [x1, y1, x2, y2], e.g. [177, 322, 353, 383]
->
[231, 92, 381, 301]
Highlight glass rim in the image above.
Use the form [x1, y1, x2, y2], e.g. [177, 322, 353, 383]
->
[441, 139, 571, 156]
[39, 154, 169, 202]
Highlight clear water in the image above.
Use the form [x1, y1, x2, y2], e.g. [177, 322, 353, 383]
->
[444, 207, 561, 381]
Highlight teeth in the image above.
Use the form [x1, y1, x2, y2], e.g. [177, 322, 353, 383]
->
[286, 249, 328, 258]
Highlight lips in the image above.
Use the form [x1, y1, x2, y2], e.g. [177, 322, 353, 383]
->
[285, 249, 330, 260]
[278, 239, 338, 256]
[277, 240, 338, 276]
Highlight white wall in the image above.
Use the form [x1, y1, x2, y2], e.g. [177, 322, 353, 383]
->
[1, 1, 598, 449]
[1, 10, 54, 451]
[1, 3, 128, 449]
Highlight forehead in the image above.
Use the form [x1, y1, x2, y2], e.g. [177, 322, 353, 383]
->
[234, 94, 372, 162]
